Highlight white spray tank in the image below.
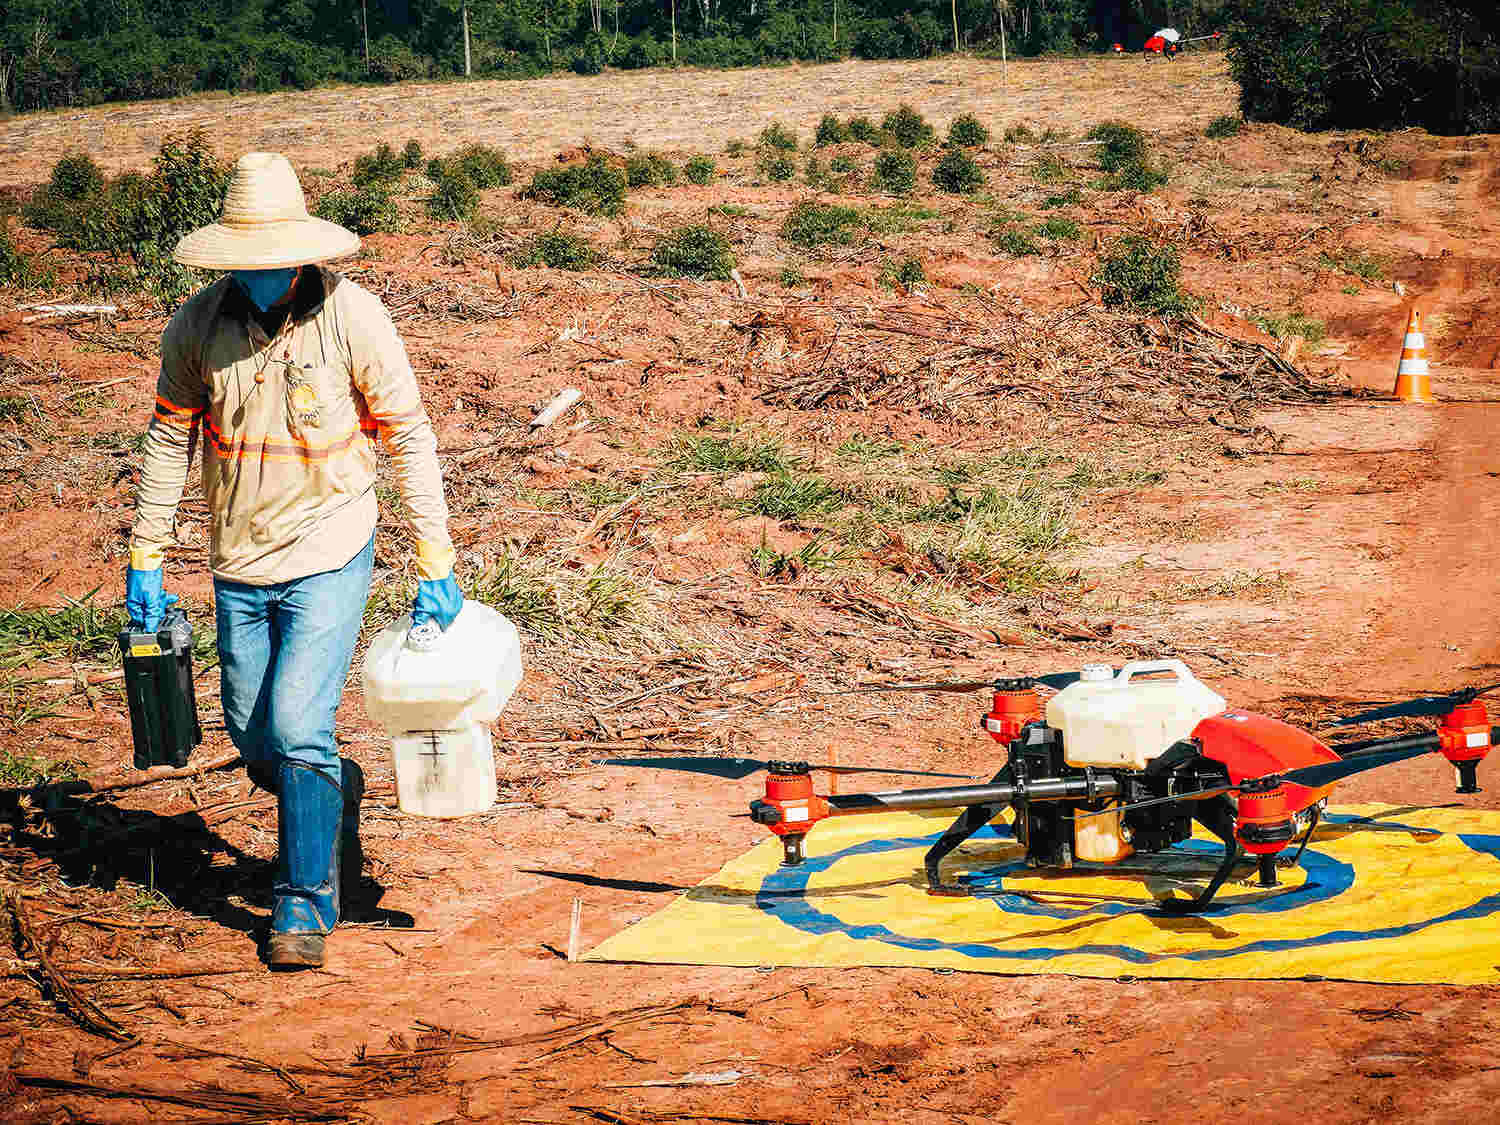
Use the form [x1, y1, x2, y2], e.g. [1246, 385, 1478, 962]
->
[362, 602, 524, 818]
[1046, 660, 1226, 863]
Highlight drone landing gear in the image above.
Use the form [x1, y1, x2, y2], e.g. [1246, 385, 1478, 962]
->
[1157, 797, 1241, 915]
[923, 768, 1013, 896]
[1256, 855, 1279, 888]
[924, 802, 1004, 895]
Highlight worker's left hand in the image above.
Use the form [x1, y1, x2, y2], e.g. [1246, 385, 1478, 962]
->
[411, 575, 463, 631]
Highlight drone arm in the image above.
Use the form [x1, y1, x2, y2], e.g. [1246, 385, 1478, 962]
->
[822, 773, 1119, 817]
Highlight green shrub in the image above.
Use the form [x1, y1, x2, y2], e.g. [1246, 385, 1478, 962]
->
[684, 155, 717, 185]
[314, 186, 399, 234]
[24, 153, 107, 233]
[1256, 311, 1326, 344]
[830, 154, 858, 174]
[947, 113, 989, 147]
[1205, 114, 1245, 138]
[1088, 121, 1149, 172]
[353, 142, 405, 188]
[0, 223, 41, 286]
[625, 151, 678, 187]
[512, 229, 598, 270]
[1037, 216, 1080, 241]
[779, 265, 807, 287]
[28, 132, 225, 306]
[815, 114, 849, 146]
[46, 153, 105, 201]
[403, 139, 424, 168]
[878, 255, 925, 291]
[1087, 121, 1168, 191]
[1041, 187, 1084, 209]
[804, 155, 827, 187]
[846, 115, 881, 144]
[872, 150, 917, 194]
[725, 139, 750, 156]
[994, 228, 1041, 256]
[450, 143, 512, 189]
[425, 161, 480, 221]
[1003, 123, 1037, 143]
[932, 149, 984, 194]
[759, 121, 799, 151]
[1030, 152, 1071, 183]
[759, 152, 797, 182]
[522, 155, 628, 216]
[781, 201, 862, 247]
[1094, 235, 1188, 314]
[652, 224, 735, 280]
[881, 104, 935, 149]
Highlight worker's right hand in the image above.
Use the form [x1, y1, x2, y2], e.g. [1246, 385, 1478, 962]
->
[125, 566, 177, 633]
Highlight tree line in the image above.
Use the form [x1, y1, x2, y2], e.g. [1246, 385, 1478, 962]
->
[0, 0, 1229, 112]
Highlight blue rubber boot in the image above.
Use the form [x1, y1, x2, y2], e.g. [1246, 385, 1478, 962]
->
[268, 763, 342, 970]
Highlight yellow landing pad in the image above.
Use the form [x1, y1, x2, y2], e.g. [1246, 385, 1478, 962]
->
[586, 804, 1500, 983]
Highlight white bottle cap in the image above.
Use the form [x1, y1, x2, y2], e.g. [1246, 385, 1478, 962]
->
[1080, 663, 1114, 682]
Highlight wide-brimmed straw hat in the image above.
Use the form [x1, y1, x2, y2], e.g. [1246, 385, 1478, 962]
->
[173, 152, 360, 270]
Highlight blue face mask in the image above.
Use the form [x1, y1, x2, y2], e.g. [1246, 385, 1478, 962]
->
[231, 268, 298, 312]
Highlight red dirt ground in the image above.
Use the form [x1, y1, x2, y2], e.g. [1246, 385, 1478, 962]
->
[3, 54, 1500, 1125]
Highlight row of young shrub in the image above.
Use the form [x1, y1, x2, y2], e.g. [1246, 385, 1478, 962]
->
[20, 133, 229, 304]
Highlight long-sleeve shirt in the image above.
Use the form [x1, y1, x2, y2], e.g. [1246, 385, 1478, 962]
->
[130, 267, 454, 585]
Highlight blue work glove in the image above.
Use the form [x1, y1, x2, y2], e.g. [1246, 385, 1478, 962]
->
[411, 575, 463, 631]
[125, 567, 178, 633]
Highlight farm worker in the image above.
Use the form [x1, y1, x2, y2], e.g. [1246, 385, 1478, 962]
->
[124, 152, 463, 970]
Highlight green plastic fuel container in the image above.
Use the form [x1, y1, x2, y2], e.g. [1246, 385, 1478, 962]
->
[118, 607, 202, 770]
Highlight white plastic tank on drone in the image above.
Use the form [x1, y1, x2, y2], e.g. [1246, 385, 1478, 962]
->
[362, 603, 524, 818]
[1047, 660, 1227, 771]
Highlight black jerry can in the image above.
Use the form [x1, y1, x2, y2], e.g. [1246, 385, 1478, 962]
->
[118, 608, 202, 769]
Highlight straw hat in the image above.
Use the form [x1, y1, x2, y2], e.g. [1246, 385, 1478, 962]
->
[173, 152, 360, 270]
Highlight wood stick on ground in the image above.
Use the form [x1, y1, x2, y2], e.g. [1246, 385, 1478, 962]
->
[567, 897, 582, 963]
[85, 751, 243, 795]
[6, 890, 135, 1043]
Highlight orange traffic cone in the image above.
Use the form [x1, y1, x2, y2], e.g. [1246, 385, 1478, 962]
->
[1393, 309, 1436, 404]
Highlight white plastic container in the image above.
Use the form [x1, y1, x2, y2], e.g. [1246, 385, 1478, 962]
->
[1046, 659, 1226, 771]
[362, 602, 524, 818]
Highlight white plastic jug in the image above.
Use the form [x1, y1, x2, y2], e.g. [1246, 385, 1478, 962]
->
[362, 602, 524, 818]
[1046, 659, 1226, 771]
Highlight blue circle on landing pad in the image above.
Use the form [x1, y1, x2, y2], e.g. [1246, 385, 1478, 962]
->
[751, 816, 1500, 966]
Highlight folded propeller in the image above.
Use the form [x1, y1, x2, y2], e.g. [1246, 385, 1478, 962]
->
[1324, 682, 1500, 728]
[601, 756, 974, 780]
[835, 670, 1092, 695]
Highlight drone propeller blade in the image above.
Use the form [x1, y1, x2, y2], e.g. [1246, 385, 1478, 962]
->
[600, 756, 770, 779]
[600, 757, 973, 781]
[1326, 681, 1500, 727]
[1033, 671, 1088, 690]
[1277, 743, 1438, 788]
[835, 680, 997, 695]
[809, 764, 975, 779]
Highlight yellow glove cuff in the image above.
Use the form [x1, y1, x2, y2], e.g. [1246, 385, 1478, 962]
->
[129, 544, 165, 571]
[415, 540, 456, 581]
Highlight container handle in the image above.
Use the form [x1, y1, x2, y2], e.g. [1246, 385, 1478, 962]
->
[1117, 659, 1193, 684]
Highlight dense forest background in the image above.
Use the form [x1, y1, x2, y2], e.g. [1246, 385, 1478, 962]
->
[0, 0, 1494, 133]
[0, 0, 1228, 110]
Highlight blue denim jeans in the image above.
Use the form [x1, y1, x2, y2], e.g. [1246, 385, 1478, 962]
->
[214, 538, 374, 786]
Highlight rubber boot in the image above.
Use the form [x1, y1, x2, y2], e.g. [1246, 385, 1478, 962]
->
[339, 758, 365, 913]
[267, 762, 342, 970]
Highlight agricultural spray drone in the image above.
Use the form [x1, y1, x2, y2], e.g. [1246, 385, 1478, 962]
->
[606, 662, 1498, 912]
